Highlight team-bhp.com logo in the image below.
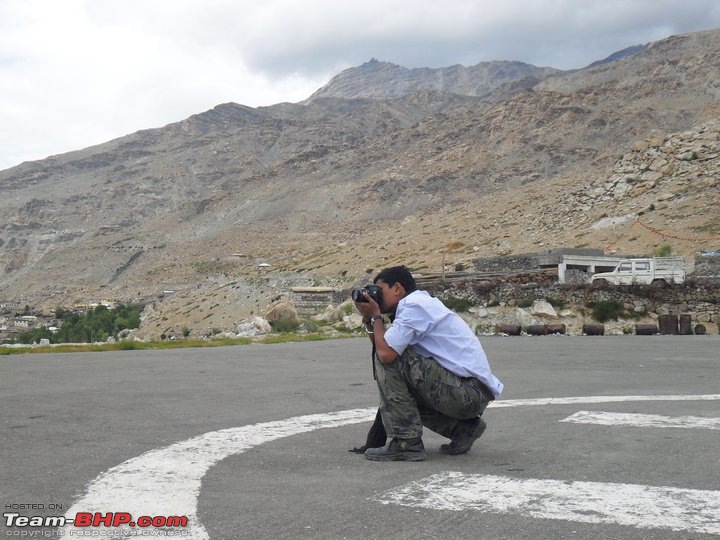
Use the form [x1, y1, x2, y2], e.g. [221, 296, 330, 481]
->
[4, 512, 189, 535]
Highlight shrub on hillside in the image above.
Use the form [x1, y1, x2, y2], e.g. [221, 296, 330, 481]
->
[591, 300, 625, 323]
[518, 296, 536, 308]
[442, 296, 471, 313]
[653, 244, 673, 257]
[271, 316, 300, 333]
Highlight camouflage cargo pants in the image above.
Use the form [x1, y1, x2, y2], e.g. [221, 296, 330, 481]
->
[374, 348, 493, 440]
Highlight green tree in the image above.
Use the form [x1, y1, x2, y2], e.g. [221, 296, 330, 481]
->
[55, 306, 71, 319]
[22, 302, 146, 344]
[17, 327, 55, 344]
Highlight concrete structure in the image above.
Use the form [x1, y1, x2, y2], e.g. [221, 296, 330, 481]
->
[472, 248, 623, 284]
[291, 287, 341, 315]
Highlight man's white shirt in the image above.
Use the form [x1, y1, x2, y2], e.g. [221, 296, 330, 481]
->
[383, 290, 504, 397]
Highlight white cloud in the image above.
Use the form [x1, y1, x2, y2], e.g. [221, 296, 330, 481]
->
[1, 0, 720, 170]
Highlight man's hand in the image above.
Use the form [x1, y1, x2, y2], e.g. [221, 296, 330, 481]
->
[355, 293, 398, 364]
[354, 292, 382, 319]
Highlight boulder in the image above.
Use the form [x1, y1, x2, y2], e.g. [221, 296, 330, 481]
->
[340, 313, 364, 329]
[646, 130, 666, 147]
[529, 299, 558, 319]
[236, 316, 272, 337]
[312, 305, 343, 322]
[514, 307, 539, 327]
[264, 299, 299, 326]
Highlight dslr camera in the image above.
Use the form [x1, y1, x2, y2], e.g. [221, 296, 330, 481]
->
[351, 284, 383, 306]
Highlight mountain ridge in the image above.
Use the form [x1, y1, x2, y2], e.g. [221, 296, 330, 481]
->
[304, 57, 562, 102]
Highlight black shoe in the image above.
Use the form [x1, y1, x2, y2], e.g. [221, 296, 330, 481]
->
[439, 417, 486, 455]
[365, 438, 426, 461]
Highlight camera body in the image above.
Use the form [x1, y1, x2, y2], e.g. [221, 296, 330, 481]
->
[351, 284, 383, 306]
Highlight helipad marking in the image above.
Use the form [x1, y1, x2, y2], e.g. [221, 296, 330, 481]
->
[562, 410, 720, 430]
[61, 407, 377, 539]
[374, 472, 720, 535]
[490, 394, 720, 408]
[61, 394, 720, 539]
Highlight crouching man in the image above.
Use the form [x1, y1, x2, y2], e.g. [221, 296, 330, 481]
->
[354, 266, 503, 461]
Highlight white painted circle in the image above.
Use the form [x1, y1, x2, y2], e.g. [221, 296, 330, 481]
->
[61, 394, 720, 538]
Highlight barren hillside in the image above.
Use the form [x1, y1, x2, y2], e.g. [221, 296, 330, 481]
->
[0, 28, 718, 326]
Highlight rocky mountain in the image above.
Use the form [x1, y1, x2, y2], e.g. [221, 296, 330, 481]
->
[1, 28, 719, 328]
[584, 44, 647, 69]
[304, 58, 561, 102]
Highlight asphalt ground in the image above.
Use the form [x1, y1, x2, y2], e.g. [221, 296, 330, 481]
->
[1, 335, 719, 539]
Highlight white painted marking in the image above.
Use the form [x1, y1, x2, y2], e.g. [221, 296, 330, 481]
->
[374, 472, 720, 535]
[61, 407, 377, 539]
[490, 394, 720, 408]
[562, 410, 720, 430]
[61, 395, 720, 538]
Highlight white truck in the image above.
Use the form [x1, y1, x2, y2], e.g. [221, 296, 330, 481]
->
[591, 257, 685, 286]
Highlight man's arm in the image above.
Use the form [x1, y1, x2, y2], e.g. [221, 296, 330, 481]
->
[361, 316, 375, 345]
[370, 316, 399, 363]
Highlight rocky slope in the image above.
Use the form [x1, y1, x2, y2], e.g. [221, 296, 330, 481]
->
[1, 28, 719, 337]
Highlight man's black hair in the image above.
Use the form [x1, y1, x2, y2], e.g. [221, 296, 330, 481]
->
[373, 265, 417, 293]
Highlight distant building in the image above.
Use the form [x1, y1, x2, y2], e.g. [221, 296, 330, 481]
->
[291, 287, 339, 315]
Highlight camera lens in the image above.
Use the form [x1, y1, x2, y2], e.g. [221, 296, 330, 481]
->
[351, 289, 365, 302]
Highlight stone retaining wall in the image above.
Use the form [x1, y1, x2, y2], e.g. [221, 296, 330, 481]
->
[695, 254, 720, 279]
[472, 254, 538, 273]
[472, 248, 606, 273]
[430, 278, 720, 326]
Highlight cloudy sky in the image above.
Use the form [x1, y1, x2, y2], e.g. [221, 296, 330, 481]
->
[2, 0, 720, 171]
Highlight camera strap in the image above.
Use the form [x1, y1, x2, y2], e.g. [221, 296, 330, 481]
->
[371, 342, 377, 380]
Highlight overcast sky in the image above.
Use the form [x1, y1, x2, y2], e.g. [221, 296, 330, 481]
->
[2, 0, 720, 171]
